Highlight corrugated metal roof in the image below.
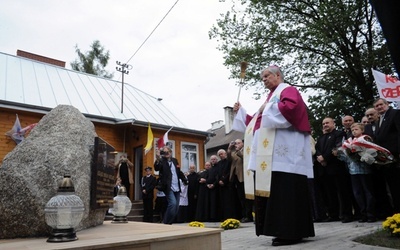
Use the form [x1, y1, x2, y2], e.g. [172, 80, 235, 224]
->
[0, 51, 186, 129]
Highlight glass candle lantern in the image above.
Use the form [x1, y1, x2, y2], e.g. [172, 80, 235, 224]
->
[110, 186, 132, 223]
[44, 174, 84, 242]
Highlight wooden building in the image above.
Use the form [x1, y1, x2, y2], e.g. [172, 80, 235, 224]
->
[0, 50, 212, 201]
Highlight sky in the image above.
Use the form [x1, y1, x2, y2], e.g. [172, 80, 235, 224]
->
[0, 0, 265, 131]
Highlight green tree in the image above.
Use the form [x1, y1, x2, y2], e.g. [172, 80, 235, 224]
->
[209, 0, 393, 136]
[71, 40, 113, 79]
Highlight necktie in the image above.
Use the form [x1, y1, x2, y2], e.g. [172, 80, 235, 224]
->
[379, 115, 384, 127]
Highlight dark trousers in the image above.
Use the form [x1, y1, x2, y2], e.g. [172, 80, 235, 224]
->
[308, 178, 328, 221]
[382, 163, 400, 213]
[155, 196, 167, 222]
[321, 174, 353, 219]
[143, 198, 154, 222]
[351, 174, 376, 219]
[234, 177, 253, 220]
[372, 166, 393, 218]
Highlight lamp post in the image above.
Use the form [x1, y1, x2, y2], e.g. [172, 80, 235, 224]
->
[116, 61, 132, 113]
[44, 174, 84, 242]
[110, 185, 132, 223]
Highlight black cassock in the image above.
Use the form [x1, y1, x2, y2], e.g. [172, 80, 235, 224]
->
[195, 169, 209, 222]
[186, 171, 199, 222]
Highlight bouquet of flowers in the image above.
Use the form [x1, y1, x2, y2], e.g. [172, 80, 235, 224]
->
[220, 218, 240, 230]
[382, 213, 400, 236]
[339, 135, 394, 165]
[188, 221, 205, 228]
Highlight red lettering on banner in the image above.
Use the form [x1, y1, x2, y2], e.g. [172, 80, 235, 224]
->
[385, 75, 399, 83]
[381, 86, 400, 98]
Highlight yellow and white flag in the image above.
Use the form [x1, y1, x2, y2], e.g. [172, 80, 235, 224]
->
[144, 123, 154, 155]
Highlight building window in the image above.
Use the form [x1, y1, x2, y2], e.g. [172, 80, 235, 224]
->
[181, 142, 199, 173]
[154, 139, 175, 156]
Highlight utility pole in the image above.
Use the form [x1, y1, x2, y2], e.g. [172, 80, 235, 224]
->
[116, 61, 132, 113]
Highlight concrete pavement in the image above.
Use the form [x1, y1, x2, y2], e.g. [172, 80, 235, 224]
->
[183, 220, 393, 250]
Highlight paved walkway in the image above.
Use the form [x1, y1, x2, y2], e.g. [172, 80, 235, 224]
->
[178, 220, 393, 249]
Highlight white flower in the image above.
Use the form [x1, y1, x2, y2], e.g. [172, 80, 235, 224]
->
[359, 148, 377, 165]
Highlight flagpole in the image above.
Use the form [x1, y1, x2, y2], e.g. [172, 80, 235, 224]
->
[237, 61, 248, 102]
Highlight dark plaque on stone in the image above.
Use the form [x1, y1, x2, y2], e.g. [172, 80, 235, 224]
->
[90, 137, 116, 210]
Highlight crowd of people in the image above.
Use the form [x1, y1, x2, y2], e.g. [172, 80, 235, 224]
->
[193, 143, 254, 223]
[113, 65, 400, 247]
[151, 143, 254, 225]
[312, 98, 400, 225]
[149, 98, 400, 229]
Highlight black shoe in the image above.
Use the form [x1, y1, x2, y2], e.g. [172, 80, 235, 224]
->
[240, 217, 253, 223]
[323, 217, 340, 222]
[272, 238, 302, 246]
[341, 217, 353, 223]
[314, 216, 328, 223]
[358, 217, 367, 223]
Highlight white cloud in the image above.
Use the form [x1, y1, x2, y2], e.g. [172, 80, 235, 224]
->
[0, 0, 263, 131]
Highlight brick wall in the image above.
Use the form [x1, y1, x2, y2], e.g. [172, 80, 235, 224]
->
[0, 109, 44, 164]
[16, 50, 66, 67]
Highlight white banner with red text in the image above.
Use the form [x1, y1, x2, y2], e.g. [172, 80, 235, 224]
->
[372, 68, 400, 101]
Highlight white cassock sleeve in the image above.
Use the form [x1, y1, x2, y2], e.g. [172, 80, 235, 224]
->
[261, 102, 291, 129]
[232, 106, 248, 133]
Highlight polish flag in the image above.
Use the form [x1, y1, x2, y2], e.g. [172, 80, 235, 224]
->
[157, 127, 173, 149]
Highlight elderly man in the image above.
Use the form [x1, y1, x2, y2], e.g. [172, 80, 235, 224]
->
[373, 98, 400, 213]
[342, 115, 355, 138]
[233, 65, 314, 246]
[315, 117, 353, 223]
[364, 108, 379, 137]
[227, 139, 254, 223]
[363, 106, 393, 219]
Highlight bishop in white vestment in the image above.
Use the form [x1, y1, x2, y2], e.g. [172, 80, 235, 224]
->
[233, 65, 315, 246]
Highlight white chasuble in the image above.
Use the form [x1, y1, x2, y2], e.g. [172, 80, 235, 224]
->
[233, 84, 289, 198]
[233, 83, 313, 199]
[254, 83, 288, 197]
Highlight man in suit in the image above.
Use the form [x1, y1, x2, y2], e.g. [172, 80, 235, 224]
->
[373, 98, 400, 213]
[154, 146, 188, 224]
[227, 139, 253, 223]
[364, 108, 379, 137]
[315, 117, 353, 223]
[342, 115, 355, 138]
[364, 106, 393, 218]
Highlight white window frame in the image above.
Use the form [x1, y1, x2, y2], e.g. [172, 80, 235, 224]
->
[180, 142, 199, 173]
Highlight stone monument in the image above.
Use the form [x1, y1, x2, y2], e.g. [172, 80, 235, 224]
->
[0, 105, 107, 239]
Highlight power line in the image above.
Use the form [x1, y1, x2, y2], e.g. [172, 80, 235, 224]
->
[125, 0, 180, 64]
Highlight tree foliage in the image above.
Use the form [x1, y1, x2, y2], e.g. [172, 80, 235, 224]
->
[209, 0, 393, 136]
[71, 40, 113, 79]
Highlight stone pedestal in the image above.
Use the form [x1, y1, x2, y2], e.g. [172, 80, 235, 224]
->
[0, 221, 222, 250]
